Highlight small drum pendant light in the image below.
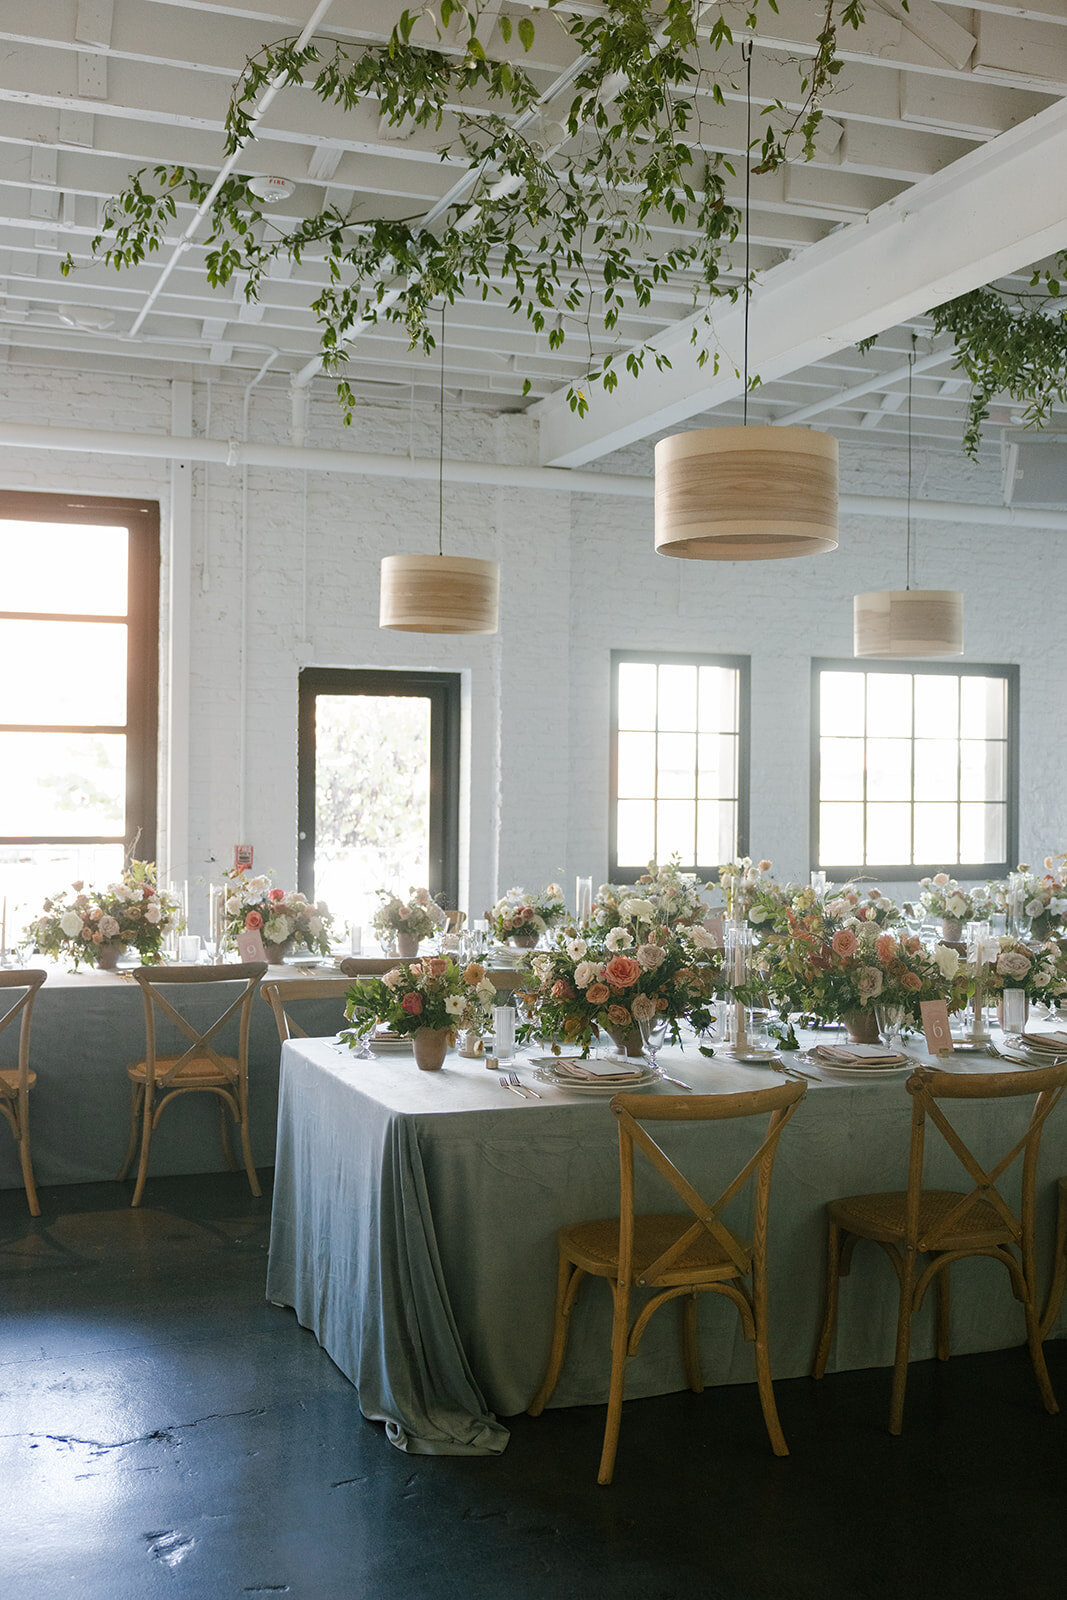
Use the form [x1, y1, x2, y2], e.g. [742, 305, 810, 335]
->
[853, 346, 963, 658]
[379, 307, 500, 635]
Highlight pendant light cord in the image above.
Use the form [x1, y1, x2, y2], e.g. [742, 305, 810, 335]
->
[743, 40, 752, 427]
[438, 303, 446, 558]
[906, 339, 915, 590]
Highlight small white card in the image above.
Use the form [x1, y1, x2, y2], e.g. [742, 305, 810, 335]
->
[920, 999, 954, 1056]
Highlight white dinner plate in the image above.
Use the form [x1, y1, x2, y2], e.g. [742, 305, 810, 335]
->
[533, 1062, 661, 1094]
[730, 1049, 781, 1065]
[799, 1052, 914, 1076]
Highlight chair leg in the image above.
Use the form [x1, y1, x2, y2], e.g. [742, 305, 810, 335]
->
[1040, 1180, 1067, 1341]
[936, 1260, 951, 1362]
[752, 1261, 788, 1458]
[116, 1082, 143, 1180]
[130, 1086, 155, 1208]
[597, 1279, 632, 1486]
[1022, 1285, 1059, 1417]
[528, 1254, 583, 1416]
[17, 1103, 40, 1218]
[813, 1217, 844, 1380]
[218, 1100, 239, 1173]
[682, 1293, 703, 1394]
[237, 1107, 262, 1199]
[889, 1250, 917, 1436]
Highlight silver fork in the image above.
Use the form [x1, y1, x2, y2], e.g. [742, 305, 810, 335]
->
[508, 1069, 541, 1099]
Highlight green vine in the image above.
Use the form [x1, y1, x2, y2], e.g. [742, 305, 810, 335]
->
[63, 0, 866, 421]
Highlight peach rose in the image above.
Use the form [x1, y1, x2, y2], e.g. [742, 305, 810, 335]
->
[585, 982, 611, 1005]
[603, 954, 641, 989]
[463, 962, 485, 985]
[244, 910, 263, 930]
[552, 979, 575, 1000]
[831, 929, 859, 959]
[901, 971, 923, 991]
[875, 934, 896, 964]
[423, 958, 448, 978]
[607, 1004, 632, 1028]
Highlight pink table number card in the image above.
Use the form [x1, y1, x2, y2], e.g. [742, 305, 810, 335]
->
[920, 999, 954, 1056]
[237, 928, 267, 963]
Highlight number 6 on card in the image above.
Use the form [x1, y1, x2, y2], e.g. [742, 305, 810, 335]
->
[920, 999, 954, 1056]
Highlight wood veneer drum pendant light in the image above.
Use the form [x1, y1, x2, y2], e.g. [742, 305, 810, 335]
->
[853, 348, 963, 658]
[653, 43, 838, 563]
[379, 310, 500, 635]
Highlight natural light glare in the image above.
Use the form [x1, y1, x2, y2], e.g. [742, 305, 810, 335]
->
[0, 620, 127, 725]
[0, 521, 127, 614]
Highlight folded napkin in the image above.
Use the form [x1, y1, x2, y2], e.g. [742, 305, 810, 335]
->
[549, 1058, 647, 1084]
[1017, 1031, 1067, 1055]
[810, 1043, 910, 1067]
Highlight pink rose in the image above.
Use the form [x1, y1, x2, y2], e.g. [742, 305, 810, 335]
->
[269, 888, 285, 902]
[552, 979, 575, 1000]
[244, 911, 263, 930]
[400, 992, 423, 1015]
[603, 955, 641, 989]
[831, 929, 859, 959]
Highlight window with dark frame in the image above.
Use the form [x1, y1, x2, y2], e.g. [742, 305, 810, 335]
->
[0, 492, 159, 937]
[297, 668, 461, 918]
[811, 659, 1018, 880]
[610, 651, 749, 884]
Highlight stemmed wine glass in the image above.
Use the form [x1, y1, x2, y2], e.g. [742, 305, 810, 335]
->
[638, 1014, 670, 1075]
[342, 1017, 375, 1059]
[876, 1003, 906, 1051]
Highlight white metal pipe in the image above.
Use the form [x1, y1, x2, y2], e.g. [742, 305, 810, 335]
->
[0, 418, 1064, 529]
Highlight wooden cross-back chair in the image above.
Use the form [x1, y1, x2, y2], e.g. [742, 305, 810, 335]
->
[528, 1080, 806, 1484]
[0, 968, 47, 1216]
[1041, 1175, 1067, 1339]
[813, 1063, 1067, 1434]
[118, 963, 267, 1207]
[262, 977, 355, 1046]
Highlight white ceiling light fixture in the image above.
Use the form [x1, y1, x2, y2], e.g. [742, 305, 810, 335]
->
[246, 175, 295, 203]
[379, 308, 499, 635]
[57, 306, 114, 331]
[854, 344, 964, 658]
[653, 41, 838, 563]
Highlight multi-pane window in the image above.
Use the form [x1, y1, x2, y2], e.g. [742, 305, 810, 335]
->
[0, 493, 159, 939]
[610, 651, 748, 881]
[813, 661, 1017, 877]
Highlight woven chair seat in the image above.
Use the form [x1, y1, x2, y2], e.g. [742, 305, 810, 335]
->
[0, 1066, 36, 1094]
[561, 1213, 746, 1283]
[829, 1188, 1011, 1249]
[127, 1053, 237, 1084]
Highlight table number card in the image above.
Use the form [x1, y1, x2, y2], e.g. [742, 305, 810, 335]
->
[237, 928, 266, 963]
[920, 999, 954, 1056]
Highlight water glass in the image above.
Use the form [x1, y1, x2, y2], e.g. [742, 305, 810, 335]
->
[178, 934, 201, 963]
[349, 924, 363, 956]
[492, 1004, 515, 1061]
[1001, 986, 1026, 1035]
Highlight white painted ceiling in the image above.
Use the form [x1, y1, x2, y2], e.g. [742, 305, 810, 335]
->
[2, 0, 1066, 470]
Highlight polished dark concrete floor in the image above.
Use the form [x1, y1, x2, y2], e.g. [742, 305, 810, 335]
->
[1, 1172, 1064, 1600]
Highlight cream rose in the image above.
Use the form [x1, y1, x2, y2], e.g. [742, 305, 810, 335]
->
[934, 944, 960, 979]
[605, 927, 633, 951]
[59, 910, 84, 939]
[636, 943, 666, 970]
[573, 961, 598, 989]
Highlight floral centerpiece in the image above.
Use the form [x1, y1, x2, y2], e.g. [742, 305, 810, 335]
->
[826, 885, 901, 929]
[592, 858, 707, 932]
[27, 860, 180, 970]
[372, 887, 446, 955]
[344, 957, 495, 1070]
[918, 874, 990, 939]
[490, 883, 567, 946]
[980, 937, 1067, 1009]
[745, 877, 804, 933]
[749, 908, 968, 1042]
[715, 858, 774, 919]
[988, 860, 1067, 942]
[518, 919, 722, 1058]
[223, 870, 333, 960]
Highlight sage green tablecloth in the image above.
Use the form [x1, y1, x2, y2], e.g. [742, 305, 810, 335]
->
[0, 965, 351, 1191]
[265, 1038, 1067, 1457]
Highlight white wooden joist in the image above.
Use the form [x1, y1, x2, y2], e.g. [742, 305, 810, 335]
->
[533, 97, 1067, 467]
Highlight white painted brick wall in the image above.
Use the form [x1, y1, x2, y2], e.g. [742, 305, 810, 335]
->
[0, 361, 1063, 925]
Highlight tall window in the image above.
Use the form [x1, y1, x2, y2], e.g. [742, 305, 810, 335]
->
[812, 660, 1017, 878]
[298, 668, 461, 926]
[0, 493, 159, 938]
[610, 651, 748, 882]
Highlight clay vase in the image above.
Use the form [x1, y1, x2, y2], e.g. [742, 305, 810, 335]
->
[840, 1008, 881, 1046]
[607, 1028, 645, 1059]
[264, 939, 294, 964]
[395, 932, 419, 958]
[413, 1026, 450, 1071]
[510, 935, 538, 949]
[95, 943, 121, 971]
[941, 917, 964, 944]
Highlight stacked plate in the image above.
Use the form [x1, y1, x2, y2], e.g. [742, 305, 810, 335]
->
[999, 1031, 1067, 1067]
[531, 1055, 660, 1094]
[803, 1042, 913, 1075]
[369, 1030, 413, 1055]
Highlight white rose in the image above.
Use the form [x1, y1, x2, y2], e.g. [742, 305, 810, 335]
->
[573, 961, 598, 989]
[933, 873, 951, 887]
[1025, 898, 1045, 919]
[144, 903, 161, 925]
[59, 910, 84, 938]
[827, 899, 850, 920]
[476, 978, 497, 1005]
[445, 994, 464, 1016]
[946, 895, 968, 917]
[605, 927, 633, 951]
[689, 925, 719, 951]
[619, 898, 653, 921]
[382, 968, 405, 989]
[264, 916, 291, 943]
[565, 937, 588, 961]
[99, 915, 121, 938]
[308, 916, 323, 936]
[934, 944, 960, 979]
[531, 954, 553, 981]
[748, 908, 771, 925]
[226, 897, 241, 915]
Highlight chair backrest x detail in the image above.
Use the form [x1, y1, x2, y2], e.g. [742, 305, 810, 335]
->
[0, 969, 47, 1091]
[134, 963, 267, 1087]
[904, 1064, 1067, 1251]
[610, 1082, 805, 1287]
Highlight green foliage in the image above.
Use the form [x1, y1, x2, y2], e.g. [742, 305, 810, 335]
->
[66, 1, 866, 420]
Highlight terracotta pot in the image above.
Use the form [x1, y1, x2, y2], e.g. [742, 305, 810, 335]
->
[395, 932, 419, 958]
[840, 1008, 881, 1045]
[264, 940, 294, 964]
[95, 943, 121, 971]
[941, 918, 963, 944]
[510, 935, 538, 949]
[607, 1027, 645, 1059]
[413, 1026, 450, 1071]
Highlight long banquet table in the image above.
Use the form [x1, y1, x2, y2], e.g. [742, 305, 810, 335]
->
[266, 1033, 1067, 1457]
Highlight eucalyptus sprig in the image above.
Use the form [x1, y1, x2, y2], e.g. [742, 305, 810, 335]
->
[62, 0, 866, 422]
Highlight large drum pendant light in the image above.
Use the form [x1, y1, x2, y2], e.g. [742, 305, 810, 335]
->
[853, 345, 963, 658]
[653, 42, 838, 563]
[379, 308, 500, 635]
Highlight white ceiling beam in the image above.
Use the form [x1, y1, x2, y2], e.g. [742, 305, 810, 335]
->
[534, 98, 1067, 466]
